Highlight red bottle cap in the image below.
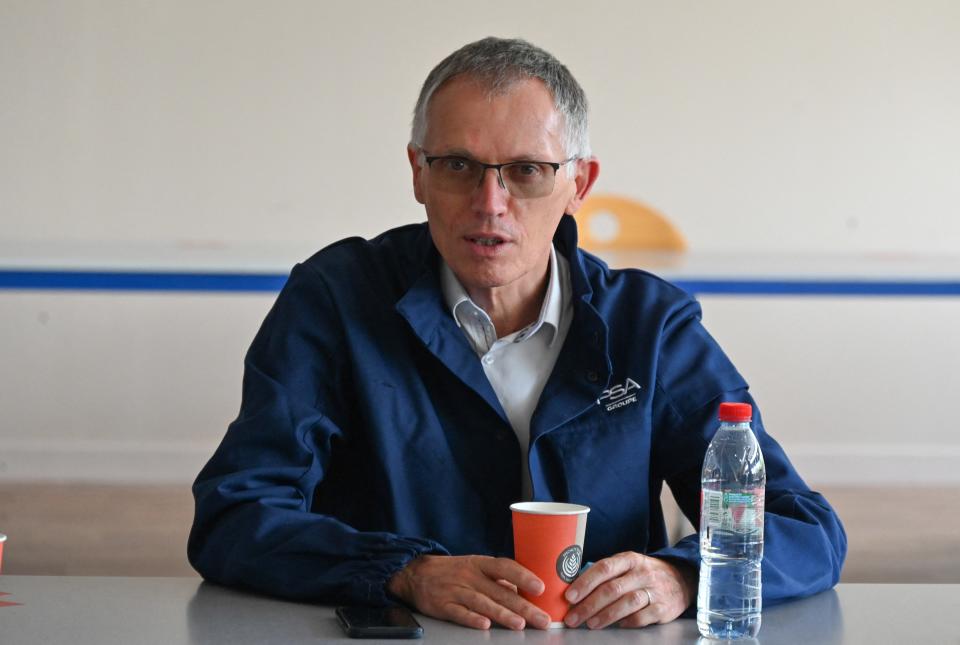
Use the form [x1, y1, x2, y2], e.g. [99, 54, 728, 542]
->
[719, 402, 752, 422]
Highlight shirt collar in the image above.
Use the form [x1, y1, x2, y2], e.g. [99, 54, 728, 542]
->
[440, 244, 564, 348]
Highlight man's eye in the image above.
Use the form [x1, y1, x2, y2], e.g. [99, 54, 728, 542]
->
[506, 163, 546, 182]
[443, 158, 471, 172]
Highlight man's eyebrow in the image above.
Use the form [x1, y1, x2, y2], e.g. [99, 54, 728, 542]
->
[431, 148, 476, 159]
[431, 148, 552, 162]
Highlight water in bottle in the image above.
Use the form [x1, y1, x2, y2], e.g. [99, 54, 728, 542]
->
[697, 402, 765, 640]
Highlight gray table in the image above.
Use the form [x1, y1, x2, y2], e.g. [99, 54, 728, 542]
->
[0, 576, 956, 644]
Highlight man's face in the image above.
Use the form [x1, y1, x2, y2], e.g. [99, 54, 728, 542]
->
[409, 76, 595, 295]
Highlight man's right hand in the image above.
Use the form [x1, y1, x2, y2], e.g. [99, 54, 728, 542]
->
[387, 554, 551, 630]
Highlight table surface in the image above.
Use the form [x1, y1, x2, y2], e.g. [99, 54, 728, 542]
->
[0, 577, 956, 644]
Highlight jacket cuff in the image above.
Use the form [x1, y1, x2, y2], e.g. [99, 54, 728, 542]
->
[350, 537, 449, 606]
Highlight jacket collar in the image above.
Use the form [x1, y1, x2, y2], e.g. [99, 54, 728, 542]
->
[553, 214, 595, 306]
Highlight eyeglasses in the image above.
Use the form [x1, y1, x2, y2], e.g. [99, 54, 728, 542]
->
[421, 152, 576, 199]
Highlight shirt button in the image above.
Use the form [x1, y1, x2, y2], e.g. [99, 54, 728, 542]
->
[483, 355, 495, 365]
[586, 370, 599, 382]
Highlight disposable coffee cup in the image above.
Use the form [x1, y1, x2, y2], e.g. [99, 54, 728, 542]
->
[0, 533, 6, 574]
[511, 502, 589, 628]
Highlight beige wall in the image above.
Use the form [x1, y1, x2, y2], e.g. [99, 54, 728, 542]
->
[4, 1, 959, 251]
[2, 1, 959, 484]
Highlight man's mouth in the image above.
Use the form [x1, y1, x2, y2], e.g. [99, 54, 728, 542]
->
[469, 237, 505, 247]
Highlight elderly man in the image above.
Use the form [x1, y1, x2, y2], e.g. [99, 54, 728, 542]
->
[189, 37, 846, 631]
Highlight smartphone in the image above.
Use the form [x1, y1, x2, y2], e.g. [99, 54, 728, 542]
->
[335, 606, 424, 639]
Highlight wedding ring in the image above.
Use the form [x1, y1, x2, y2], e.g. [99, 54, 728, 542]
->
[643, 588, 654, 606]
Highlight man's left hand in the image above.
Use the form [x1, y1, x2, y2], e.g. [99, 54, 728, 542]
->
[562, 552, 697, 629]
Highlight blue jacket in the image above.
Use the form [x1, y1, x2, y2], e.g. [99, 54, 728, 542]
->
[188, 215, 846, 608]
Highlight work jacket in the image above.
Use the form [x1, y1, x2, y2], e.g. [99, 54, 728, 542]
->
[188, 215, 846, 608]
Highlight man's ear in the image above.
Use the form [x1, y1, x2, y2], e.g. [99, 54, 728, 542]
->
[564, 157, 600, 215]
[408, 145, 425, 204]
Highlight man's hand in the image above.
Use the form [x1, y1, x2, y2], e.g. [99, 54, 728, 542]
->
[562, 552, 697, 629]
[387, 554, 552, 631]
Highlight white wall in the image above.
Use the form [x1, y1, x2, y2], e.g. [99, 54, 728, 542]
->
[4, 1, 959, 251]
[700, 296, 960, 486]
[2, 1, 959, 484]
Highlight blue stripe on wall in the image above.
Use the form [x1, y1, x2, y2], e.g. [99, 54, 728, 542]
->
[674, 279, 960, 296]
[1, 270, 959, 296]
[0, 270, 289, 292]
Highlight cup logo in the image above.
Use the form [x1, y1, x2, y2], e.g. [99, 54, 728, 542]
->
[556, 545, 582, 583]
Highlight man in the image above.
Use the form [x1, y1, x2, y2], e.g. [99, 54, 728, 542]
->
[189, 37, 846, 631]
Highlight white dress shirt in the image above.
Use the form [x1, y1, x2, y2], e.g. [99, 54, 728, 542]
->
[441, 245, 574, 500]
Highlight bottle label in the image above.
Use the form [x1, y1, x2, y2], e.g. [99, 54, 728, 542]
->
[702, 489, 764, 533]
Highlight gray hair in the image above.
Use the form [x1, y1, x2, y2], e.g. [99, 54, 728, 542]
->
[410, 37, 591, 159]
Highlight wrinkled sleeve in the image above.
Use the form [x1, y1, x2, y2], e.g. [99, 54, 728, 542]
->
[187, 263, 448, 605]
[648, 298, 847, 606]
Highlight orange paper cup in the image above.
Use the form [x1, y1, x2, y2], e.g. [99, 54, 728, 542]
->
[511, 502, 589, 628]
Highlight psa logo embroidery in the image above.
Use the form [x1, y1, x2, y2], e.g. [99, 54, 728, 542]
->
[598, 377, 641, 412]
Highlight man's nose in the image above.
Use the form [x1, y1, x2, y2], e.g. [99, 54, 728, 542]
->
[471, 167, 509, 213]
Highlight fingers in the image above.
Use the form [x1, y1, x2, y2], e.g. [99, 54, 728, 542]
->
[474, 557, 551, 629]
[447, 578, 549, 631]
[564, 551, 637, 604]
[478, 556, 545, 596]
[397, 555, 551, 631]
[589, 587, 658, 630]
[564, 564, 648, 628]
[495, 578, 519, 593]
[452, 587, 527, 630]
[474, 574, 551, 630]
[441, 602, 491, 630]
[563, 553, 694, 630]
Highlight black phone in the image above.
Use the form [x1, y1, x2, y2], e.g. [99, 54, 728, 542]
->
[335, 606, 424, 639]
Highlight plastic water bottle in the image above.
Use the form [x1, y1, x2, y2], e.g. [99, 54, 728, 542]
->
[697, 402, 765, 640]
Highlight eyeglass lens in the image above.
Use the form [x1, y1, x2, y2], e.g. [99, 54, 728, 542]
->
[427, 157, 559, 199]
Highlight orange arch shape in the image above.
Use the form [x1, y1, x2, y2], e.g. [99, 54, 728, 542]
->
[574, 195, 686, 252]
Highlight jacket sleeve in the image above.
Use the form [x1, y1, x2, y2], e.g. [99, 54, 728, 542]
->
[187, 263, 448, 605]
[647, 299, 847, 606]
